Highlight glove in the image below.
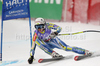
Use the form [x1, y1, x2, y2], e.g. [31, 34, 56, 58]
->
[53, 32, 58, 35]
[49, 32, 58, 39]
[28, 56, 34, 64]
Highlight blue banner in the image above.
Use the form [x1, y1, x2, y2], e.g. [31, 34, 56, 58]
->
[2, 0, 30, 20]
[1, 0, 32, 62]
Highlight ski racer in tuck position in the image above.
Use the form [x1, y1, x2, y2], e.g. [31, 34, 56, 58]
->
[28, 17, 91, 64]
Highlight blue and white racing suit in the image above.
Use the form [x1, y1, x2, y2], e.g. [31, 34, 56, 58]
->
[30, 23, 86, 56]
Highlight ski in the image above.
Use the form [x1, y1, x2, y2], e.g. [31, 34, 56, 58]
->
[38, 55, 73, 63]
[74, 51, 100, 61]
[74, 53, 92, 61]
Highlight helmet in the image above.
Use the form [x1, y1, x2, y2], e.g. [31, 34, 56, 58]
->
[35, 18, 46, 25]
[34, 18, 46, 29]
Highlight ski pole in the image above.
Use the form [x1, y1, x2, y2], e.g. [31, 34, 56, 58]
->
[58, 30, 100, 36]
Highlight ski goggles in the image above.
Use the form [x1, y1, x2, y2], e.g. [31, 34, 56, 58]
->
[35, 24, 44, 29]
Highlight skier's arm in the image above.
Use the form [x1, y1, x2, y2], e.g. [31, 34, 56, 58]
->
[47, 23, 62, 33]
[30, 32, 38, 56]
[47, 23, 62, 38]
[28, 32, 38, 64]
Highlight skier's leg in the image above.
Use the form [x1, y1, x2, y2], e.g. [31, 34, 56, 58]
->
[35, 39, 63, 58]
[53, 37, 86, 55]
[35, 39, 53, 55]
[37, 39, 63, 58]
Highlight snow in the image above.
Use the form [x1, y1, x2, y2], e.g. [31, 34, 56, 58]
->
[0, 19, 100, 66]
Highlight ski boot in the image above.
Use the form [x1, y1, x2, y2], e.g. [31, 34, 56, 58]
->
[84, 50, 93, 56]
[51, 51, 63, 58]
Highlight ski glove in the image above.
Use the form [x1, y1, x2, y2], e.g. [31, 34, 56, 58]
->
[49, 32, 58, 39]
[28, 56, 34, 64]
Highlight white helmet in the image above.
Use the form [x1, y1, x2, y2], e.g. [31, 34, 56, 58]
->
[35, 18, 46, 25]
[34, 18, 46, 29]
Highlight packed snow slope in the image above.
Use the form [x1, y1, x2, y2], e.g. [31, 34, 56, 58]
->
[0, 19, 100, 66]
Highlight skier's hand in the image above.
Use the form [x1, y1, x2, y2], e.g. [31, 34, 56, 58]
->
[49, 32, 58, 39]
[52, 32, 58, 35]
[28, 56, 34, 64]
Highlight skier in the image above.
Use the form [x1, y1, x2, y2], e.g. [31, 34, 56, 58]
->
[28, 17, 91, 64]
